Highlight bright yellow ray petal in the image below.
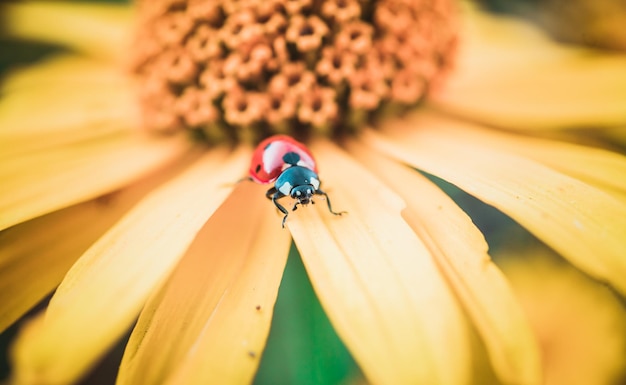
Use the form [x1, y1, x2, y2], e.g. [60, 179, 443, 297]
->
[349, 141, 541, 385]
[363, 117, 626, 297]
[408, 111, 626, 200]
[1, 2, 132, 61]
[0, 151, 200, 333]
[0, 132, 190, 230]
[0, 55, 138, 144]
[432, 4, 626, 130]
[118, 182, 290, 385]
[11, 147, 250, 385]
[288, 139, 472, 385]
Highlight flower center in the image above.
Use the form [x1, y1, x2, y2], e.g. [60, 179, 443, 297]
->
[132, 0, 458, 143]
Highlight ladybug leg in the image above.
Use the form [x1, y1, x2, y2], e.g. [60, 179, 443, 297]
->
[316, 189, 346, 216]
[265, 186, 278, 200]
[270, 191, 290, 228]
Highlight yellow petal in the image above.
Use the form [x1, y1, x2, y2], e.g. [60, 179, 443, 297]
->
[363, 115, 626, 297]
[1, 2, 132, 61]
[1, 55, 125, 94]
[288, 139, 472, 385]
[0, 151, 200, 333]
[349, 141, 541, 385]
[432, 4, 626, 130]
[118, 182, 290, 385]
[0, 55, 138, 145]
[11, 147, 250, 385]
[0, 132, 190, 230]
[453, 3, 572, 72]
[409, 111, 626, 200]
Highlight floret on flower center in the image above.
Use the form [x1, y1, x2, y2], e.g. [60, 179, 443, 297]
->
[131, 0, 458, 143]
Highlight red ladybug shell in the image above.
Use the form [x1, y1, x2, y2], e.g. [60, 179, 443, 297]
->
[249, 135, 317, 184]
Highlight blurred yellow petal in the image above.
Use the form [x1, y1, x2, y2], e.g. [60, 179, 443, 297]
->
[0, 55, 138, 146]
[1, 1, 132, 61]
[1, 55, 123, 93]
[349, 141, 542, 385]
[456, 2, 571, 69]
[410, 111, 626, 200]
[0, 132, 190, 230]
[363, 115, 626, 296]
[118, 183, 290, 385]
[288, 139, 472, 385]
[432, 4, 626, 130]
[447, 1, 590, 81]
[0, 151, 199, 333]
[499, 246, 626, 385]
[11, 147, 249, 385]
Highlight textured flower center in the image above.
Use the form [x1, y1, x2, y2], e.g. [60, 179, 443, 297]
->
[132, 0, 458, 142]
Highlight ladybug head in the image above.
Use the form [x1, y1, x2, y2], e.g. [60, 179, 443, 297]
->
[291, 185, 314, 205]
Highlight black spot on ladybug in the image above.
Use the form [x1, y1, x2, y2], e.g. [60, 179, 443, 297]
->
[255, 164, 261, 173]
[282, 151, 301, 166]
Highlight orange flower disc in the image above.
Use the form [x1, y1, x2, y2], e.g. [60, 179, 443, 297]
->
[132, 0, 458, 140]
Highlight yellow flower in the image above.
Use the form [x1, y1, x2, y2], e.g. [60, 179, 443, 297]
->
[1, 1, 626, 385]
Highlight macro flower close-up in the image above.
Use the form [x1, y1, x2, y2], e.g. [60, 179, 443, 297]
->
[1, 0, 626, 384]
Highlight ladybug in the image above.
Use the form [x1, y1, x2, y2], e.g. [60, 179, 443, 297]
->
[249, 135, 345, 227]
[249, 135, 317, 184]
